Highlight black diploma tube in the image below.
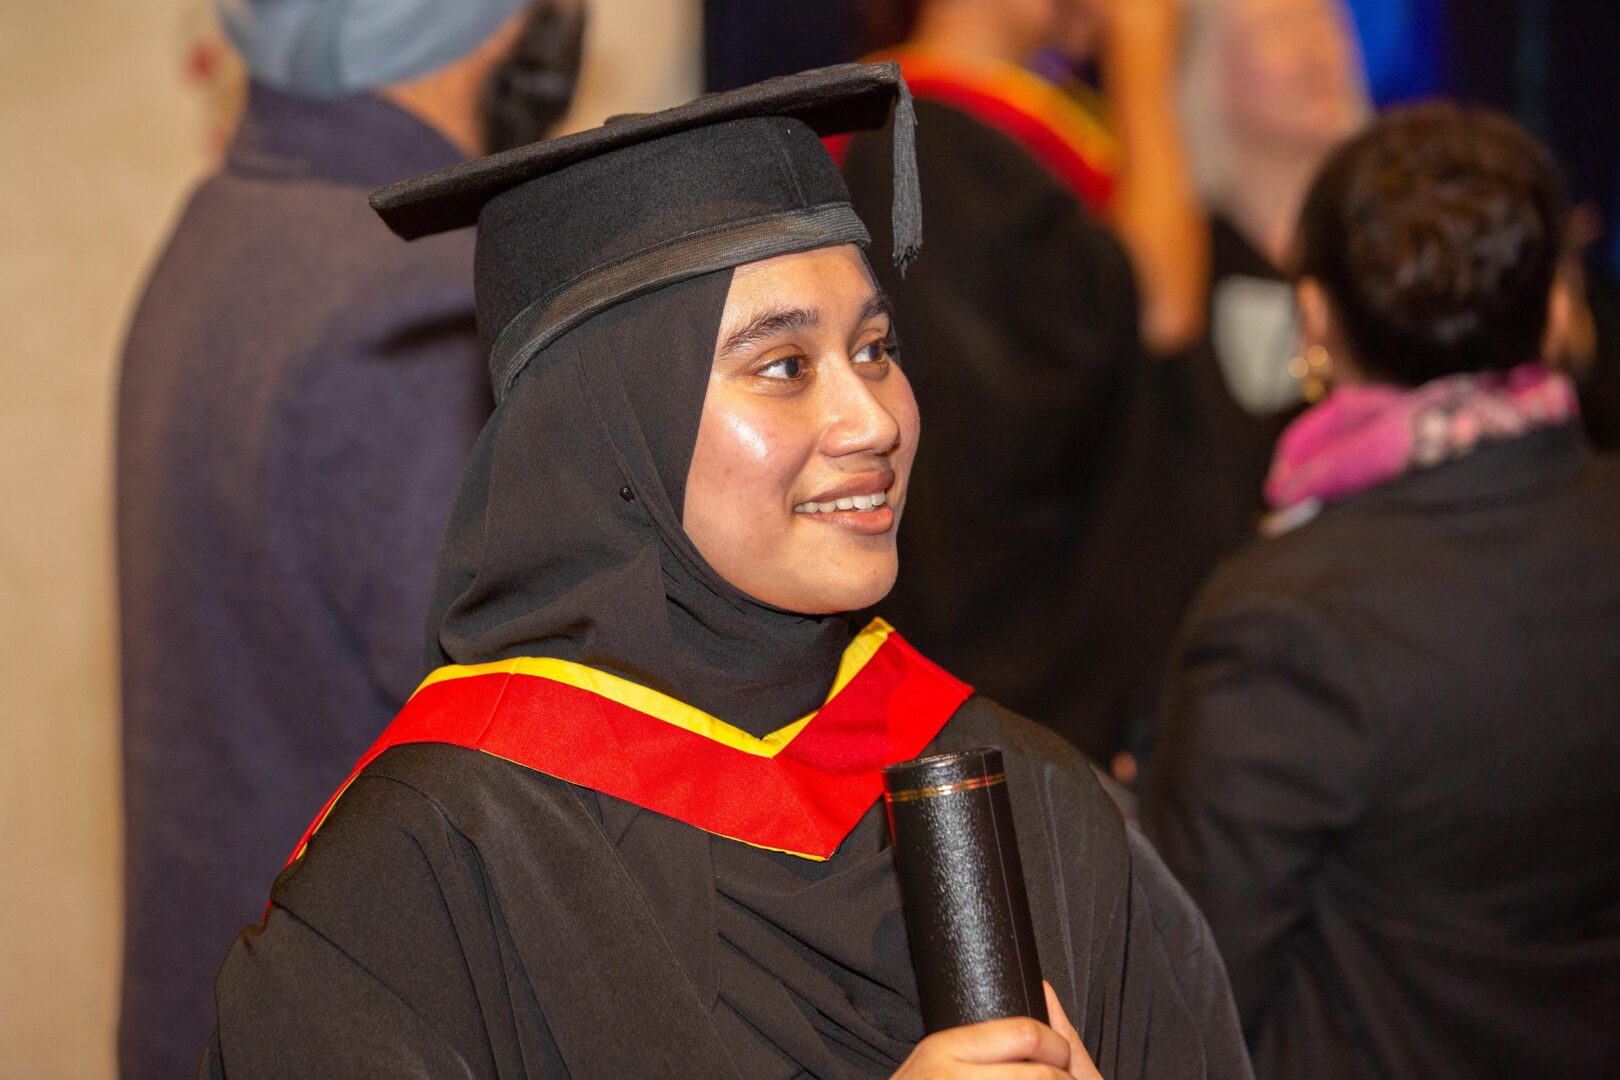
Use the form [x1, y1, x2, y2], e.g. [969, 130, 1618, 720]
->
[882, 747, 1047, 1033]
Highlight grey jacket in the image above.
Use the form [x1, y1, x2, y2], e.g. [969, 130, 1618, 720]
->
[117, 84, 487, 1080]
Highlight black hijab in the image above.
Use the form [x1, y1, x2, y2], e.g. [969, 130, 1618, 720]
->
[421, 268, 852, 737]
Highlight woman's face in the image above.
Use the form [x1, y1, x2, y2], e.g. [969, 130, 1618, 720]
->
[1220, 0, 1361, 151]
[684, 244, 919, 615]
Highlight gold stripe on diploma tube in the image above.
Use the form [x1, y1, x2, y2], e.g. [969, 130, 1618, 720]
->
[884, 772, 1006, 803]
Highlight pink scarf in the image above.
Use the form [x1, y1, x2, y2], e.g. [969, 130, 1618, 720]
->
[1264, 363, 1580, 515]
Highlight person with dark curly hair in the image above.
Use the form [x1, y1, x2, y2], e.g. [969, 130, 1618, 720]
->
[1143, 103, 1620, 1080]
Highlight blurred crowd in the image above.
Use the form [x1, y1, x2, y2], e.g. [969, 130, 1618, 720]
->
[118, 0, 1620, 1077]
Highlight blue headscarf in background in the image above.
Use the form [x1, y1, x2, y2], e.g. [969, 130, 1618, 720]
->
[217, 0, 532, 97]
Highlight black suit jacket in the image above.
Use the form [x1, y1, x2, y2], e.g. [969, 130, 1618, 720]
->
[1144, 424, 1620, 1079]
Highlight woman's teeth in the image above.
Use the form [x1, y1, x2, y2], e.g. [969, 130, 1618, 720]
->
[794, 490, 888, 514]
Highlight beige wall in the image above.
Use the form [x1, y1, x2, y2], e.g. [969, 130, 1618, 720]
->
[0, 4, 700, 1077]
[0, 4, 207, 1077]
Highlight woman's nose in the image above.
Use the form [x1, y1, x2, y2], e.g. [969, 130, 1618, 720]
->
[819, 360, 901, 458]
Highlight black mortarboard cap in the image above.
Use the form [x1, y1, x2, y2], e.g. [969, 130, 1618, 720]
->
[370, 62, 919, 402]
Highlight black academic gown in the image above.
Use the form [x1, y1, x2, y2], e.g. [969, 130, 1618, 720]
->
[203, 698, 1252, 1079]
[1158, 216, 1299, 555]
[1115, 217, 1304, 761]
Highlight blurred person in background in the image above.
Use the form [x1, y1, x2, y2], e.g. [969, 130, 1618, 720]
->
[855, 0, 1207, 354]
[115, 1, 582, 1075]
[1144, 104, 1620, 1079]
[840, 0, 1207, 768]
[1168, 0, 1368, 517]
[1111, 0, 1369, 780]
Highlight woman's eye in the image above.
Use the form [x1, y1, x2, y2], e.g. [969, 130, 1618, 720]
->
[853, 338, 897, 365]
[757, 355, 807, 380]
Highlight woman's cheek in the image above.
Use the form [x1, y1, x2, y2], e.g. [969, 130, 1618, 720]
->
[711, 401, 804, 502]
[715, 405, 777, 464]
[886, 371, 922, 475]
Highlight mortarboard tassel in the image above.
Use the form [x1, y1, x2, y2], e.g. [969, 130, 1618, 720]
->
[891, 78, 922, 275]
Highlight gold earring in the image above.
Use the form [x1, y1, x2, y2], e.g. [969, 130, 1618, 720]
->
[1288, 344, 1333, 403]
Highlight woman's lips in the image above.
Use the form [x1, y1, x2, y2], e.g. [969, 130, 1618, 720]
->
[795, 502, 896, 534]
[792, 488, 895, 534]
[792, 468, 898, 534]
[796, 467, 896, 506]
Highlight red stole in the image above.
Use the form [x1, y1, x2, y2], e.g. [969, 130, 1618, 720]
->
[287, 619, 970, 864]
[829, 46, 1118, 212]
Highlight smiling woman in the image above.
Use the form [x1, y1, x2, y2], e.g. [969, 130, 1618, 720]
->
[200, 64, 1252, 1080]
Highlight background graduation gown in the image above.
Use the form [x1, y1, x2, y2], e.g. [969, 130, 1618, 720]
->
[203, 264, 1251, 1078]
[1115, 216, 1306, 762]
[842, 80, 1179, 768]
[117, 84, 487, 1080]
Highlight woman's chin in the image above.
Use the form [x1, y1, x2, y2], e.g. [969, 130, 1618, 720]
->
[755, 560, 899, 617]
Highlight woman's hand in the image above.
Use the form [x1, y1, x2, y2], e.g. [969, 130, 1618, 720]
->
[890, 982, 1102, 1079]
[1042, 981, 1102, 1079]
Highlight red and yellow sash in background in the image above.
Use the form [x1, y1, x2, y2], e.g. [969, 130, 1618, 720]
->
[828, 45, 1118, 213]
[286, 619, 971, 865]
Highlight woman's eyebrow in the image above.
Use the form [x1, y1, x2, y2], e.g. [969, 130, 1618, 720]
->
[859, 292, 896, 327]
[717, 305, 820, 359]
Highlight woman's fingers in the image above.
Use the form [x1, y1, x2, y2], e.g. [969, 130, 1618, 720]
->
[1043, 983, 1076, 1044]
[927, 1015, 1073, 1066]
[1043, 982, 1103, 1080]
[890, 1015, 1073, 1077]
[889, 1008, 1104, 1079]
